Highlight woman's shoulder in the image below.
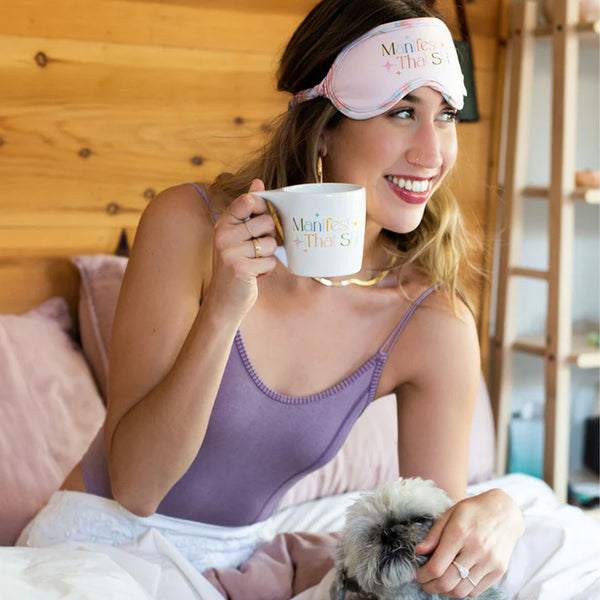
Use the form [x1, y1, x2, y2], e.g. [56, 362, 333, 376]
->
[421, 286, 475, 326]
[397, 268, 475, 329]
[141, 182, 219, 225]
[128, 183, 222, 294]
[412, 285, 478, 347]
[389, 279, 480, 382]
[134, 182, 224, 250]
[386, 284, 480, 418]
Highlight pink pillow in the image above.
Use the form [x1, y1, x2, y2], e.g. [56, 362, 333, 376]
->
[72, 255, 127, 400]
[0, 298, 105, 545]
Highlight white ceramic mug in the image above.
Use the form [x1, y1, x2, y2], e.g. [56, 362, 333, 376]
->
[252, 183, 366, 278]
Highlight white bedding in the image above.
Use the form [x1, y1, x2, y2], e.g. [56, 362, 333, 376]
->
[4, 474, 600, 600]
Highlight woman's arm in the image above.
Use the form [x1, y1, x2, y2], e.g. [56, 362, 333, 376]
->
[394, 294, 480, 499]
[104, 180, 277, 516]
[394, 295, 523, 597]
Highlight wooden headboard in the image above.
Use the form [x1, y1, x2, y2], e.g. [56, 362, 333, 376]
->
[0, 0, 314, 314]
[0, 0, 508, 365]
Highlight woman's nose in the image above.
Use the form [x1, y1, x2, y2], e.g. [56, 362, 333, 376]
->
[406, 122, 443, 169]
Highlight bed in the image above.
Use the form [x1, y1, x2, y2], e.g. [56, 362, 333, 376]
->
[1, 252, 599, 600]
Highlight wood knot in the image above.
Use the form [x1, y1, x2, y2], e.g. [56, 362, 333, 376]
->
[78, 147, 92, 158]
[190, 155, 204, 166]
[35, 52, 48, 67]
[234, 116, 244, 125]
[143, 187, 156, 199]
[106, 202, 120, 215]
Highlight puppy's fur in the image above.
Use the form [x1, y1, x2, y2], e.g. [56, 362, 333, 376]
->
[330, 478, 505, 600]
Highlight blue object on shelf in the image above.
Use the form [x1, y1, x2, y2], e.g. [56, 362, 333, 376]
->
[509, 416, 544, 478]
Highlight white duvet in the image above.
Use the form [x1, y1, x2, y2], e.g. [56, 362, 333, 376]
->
[3, 474, 599, 600]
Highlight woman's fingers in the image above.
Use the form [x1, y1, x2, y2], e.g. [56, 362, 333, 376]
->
[226, 178, 268, 222]
[217, 180, 276, 252]
[465, 571, 500, 598]
[216, 215, 277, 257]
[242, 214, 277, 243]
[212, 179, 279, 284]
[416, 507, 465, 596]
[205, 179, 279, 320]
[415, 506, 450, 555]
[416, 489, 523, 598]
[245, 236, 278, 260]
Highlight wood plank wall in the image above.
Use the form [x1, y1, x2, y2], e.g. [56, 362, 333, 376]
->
[0, 0, 504, 366]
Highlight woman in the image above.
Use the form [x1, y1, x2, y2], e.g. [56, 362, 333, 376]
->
[59, 0, 523, 597]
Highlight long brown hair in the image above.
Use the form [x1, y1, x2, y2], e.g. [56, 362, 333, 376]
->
[212, 0, 478, 312]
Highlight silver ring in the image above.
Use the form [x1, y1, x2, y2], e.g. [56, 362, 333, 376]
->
[452, 561, 475, 587]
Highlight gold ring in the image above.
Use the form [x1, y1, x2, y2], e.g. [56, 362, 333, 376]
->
[251, 238, 262, 258]
[466, 575, 476, 587]
[244, 219, 255, 239]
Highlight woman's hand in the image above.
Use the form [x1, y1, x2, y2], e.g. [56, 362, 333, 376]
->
[415, 488, 524, 598]
[208, 178, 278, 320]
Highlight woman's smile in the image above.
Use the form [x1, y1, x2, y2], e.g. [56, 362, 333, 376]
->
[384, 175, 431, 204]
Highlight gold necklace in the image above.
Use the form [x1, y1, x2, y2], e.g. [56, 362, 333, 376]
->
[312, 256, 397, 288]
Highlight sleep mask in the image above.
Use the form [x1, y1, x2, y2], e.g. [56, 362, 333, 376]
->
[290, 17, 467, 120]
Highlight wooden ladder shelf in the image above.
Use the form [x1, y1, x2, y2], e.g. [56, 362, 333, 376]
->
[491, 0, 599, 503]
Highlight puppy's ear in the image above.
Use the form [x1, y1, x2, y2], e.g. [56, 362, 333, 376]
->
[329, 567, 347, 600]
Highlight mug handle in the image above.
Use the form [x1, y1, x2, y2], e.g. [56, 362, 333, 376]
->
[265, 200, 288, 267]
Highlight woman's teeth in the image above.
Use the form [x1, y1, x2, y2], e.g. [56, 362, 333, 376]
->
[385, 175, 429, 193]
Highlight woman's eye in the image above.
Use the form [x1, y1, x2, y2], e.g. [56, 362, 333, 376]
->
[439, 110, 458, 123]
[389, 107, 413, 119]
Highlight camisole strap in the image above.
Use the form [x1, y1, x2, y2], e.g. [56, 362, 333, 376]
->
[379, 284, 438, 356]
[186, 182, 219, 222]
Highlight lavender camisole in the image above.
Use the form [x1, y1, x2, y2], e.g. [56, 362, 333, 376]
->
[81, 183, 436, 527]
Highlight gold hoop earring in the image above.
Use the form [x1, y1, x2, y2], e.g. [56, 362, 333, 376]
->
[317, 155, 323, 184]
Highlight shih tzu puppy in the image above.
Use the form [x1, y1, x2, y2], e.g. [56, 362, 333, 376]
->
[329, 478, 505, 600]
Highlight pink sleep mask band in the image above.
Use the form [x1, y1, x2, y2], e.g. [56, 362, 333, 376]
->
[290, 17, 467, 120]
